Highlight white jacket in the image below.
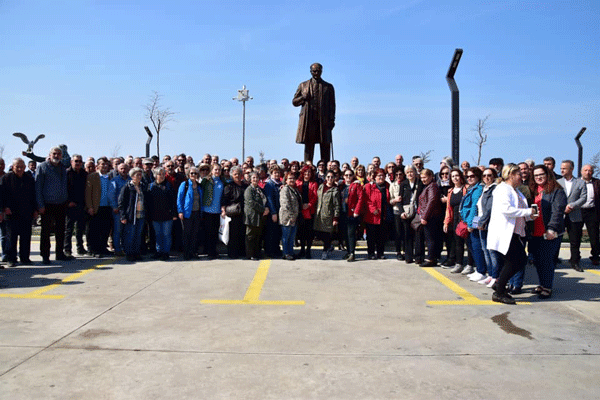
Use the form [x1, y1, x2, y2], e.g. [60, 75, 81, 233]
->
[486, 182, 532, 255]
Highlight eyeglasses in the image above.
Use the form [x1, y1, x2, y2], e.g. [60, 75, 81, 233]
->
[73, 160, 82, 163]
[344, 173, 353, 177]
[483, 174, 493, 178]
[466, 175, 476, 179]
[189, 172, 198, 175]
[533, 174, 547, 178]
[440, 172, 449, 176]
[223, 169, 230, 172]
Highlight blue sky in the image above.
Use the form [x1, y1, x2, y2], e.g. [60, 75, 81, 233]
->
[1, 0, 599, 170]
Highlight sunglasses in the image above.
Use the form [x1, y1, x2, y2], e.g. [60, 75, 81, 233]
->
[440, 172, 449, 176]
[483, 174, 493, 178]
[466, 175, 476, 179]
[190, 172, 198, 175]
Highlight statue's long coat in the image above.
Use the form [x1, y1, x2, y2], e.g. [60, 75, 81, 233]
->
[292, 79, 335, 145]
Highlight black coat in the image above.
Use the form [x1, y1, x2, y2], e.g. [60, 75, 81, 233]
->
[118, 182, 147, 224]
[1, 172, 37, 219]
[147, 181, 177, 222]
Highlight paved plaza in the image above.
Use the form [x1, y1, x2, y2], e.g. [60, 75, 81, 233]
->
[1, 241, 599, 399]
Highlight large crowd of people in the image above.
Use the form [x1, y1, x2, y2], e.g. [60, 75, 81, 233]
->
[1, 148, 599, 305]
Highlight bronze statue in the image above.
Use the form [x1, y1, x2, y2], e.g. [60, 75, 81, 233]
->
[293, 63, 335, 163]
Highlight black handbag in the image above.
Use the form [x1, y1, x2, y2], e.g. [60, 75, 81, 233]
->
[225, 203, 242, 217]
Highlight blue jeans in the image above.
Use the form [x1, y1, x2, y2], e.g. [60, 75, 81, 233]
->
[281, 225, 298, 257]
[123, 218, 144, 257]
[112, 212, 124, 253]
[531, 235, 561, 289]
[469, 230, 488, 275]
[0, 220, 9, 261]
[152, 220, 173, 254]
[480, 230, 502, 278]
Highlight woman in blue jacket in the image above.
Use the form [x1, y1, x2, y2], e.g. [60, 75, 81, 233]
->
[177, 167, 203, 260]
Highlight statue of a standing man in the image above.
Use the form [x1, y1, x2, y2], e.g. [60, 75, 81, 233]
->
[293, 63, 336, 164]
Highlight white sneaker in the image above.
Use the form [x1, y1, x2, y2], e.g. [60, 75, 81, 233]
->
[478, 276, 492, 285]
[486, 278, 497, 288]
[461, 265, 475, 275]
[469, 272, 484, 281]
[450, 264, 464, 273]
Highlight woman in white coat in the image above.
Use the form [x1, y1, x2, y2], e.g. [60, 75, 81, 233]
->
[487, 164, 538, 304]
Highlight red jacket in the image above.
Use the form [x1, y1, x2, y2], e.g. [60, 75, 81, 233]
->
[345, 182, 363, 217]
[359, 182, 390, 225]
[296, 180, 318, 219]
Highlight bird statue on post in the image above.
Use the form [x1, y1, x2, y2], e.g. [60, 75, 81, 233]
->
[13, 132, 46, 152]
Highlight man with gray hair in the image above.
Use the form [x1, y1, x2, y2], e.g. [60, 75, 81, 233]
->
[35, 146, 73, 264]
[2, 158, 38, 267]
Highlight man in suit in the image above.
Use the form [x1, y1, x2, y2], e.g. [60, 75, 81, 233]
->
[581, 164, 600, 266]
[558, 160, 588, 271]
[293, 63, 336, 164]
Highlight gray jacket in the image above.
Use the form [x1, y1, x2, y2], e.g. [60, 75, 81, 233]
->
[244, 184, 267, 227]
[557, 177, 587, 222]
[35, 160, 68, 209]
[279, 185, 301, 226]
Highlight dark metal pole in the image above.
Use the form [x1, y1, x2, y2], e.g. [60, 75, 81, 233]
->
[575, 127, 586, 177]
[446, 48, 463, 164]
[144, 126, 153, 158]
[242, 101, 246, 162]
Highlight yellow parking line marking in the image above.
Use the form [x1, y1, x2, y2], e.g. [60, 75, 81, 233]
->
[201, 259, 305, 306]
[422, 267, 530, 305]
[587, 270, 600, 277]
[0, 259, 114, 300]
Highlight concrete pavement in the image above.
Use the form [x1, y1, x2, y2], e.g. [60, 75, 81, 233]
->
[1, 243, 599, 399]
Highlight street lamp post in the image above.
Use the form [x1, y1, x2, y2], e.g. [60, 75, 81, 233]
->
[233, 85, 253, 161]
[144, 126, 153, 158]
[575, 127, 586, 177]
[446, 48, 463, 164]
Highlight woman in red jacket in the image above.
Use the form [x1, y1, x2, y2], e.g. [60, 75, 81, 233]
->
[341, 169, 363, 262]
[296, 165, 318, 259]
[359, 168, 390, 260]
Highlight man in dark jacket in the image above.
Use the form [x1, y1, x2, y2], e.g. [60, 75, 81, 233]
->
[36, 146, 73, 264]
[581, 164, 600, 266]
[64, 154, 88, 256]
[2, 158, 38, 267]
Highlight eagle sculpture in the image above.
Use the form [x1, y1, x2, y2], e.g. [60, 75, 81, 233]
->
[13, 132, 46, 152]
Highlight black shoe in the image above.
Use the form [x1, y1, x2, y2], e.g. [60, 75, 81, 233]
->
[77, 248, 87, 256]
[510, 286, 522, 295]
[284, 255, 295, 261]
[492, 292, 516, 305]
[56, 254, 75, 261]
[571, 262, 584, 272]
[378, 254, 386, 260]
[7, 261, 17, 268]
[42, 258, 52, 265]
[420, 260, 437, 267]
[64, 251, 72, 258]
[405, 258, 414, 264]
[20, 259, 33, 265]
[347, 253, 355, 262]
[305, 252, 312, 259]
[415, 258, 423, 265]
[160, 253, 170, 261]
[397, 254, 405, 261]
[250, 257, 260, 261]
[591, 258, 600, 266]
[442, 260, 455, 267]
[151, 252, 161, 259]
[126, 255, 135, 262]
[368, 255, 377, 260]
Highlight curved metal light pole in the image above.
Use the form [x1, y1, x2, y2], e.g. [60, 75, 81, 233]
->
[233, 85, 253, 161]
[144, 126, 153, 158]
[575, 127, 586, 177]
[446, 48, 463, 164]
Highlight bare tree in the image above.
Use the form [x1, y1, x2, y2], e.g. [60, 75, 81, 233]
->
[144, 91, 176, 159]
[590, 151, 600, 178]
[0, 144, 4, 159]
[419, 150, 433, 165]
[111, 143, 122, 159]
[469, 115, 490, 165]
[258, 150, 266, 164]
